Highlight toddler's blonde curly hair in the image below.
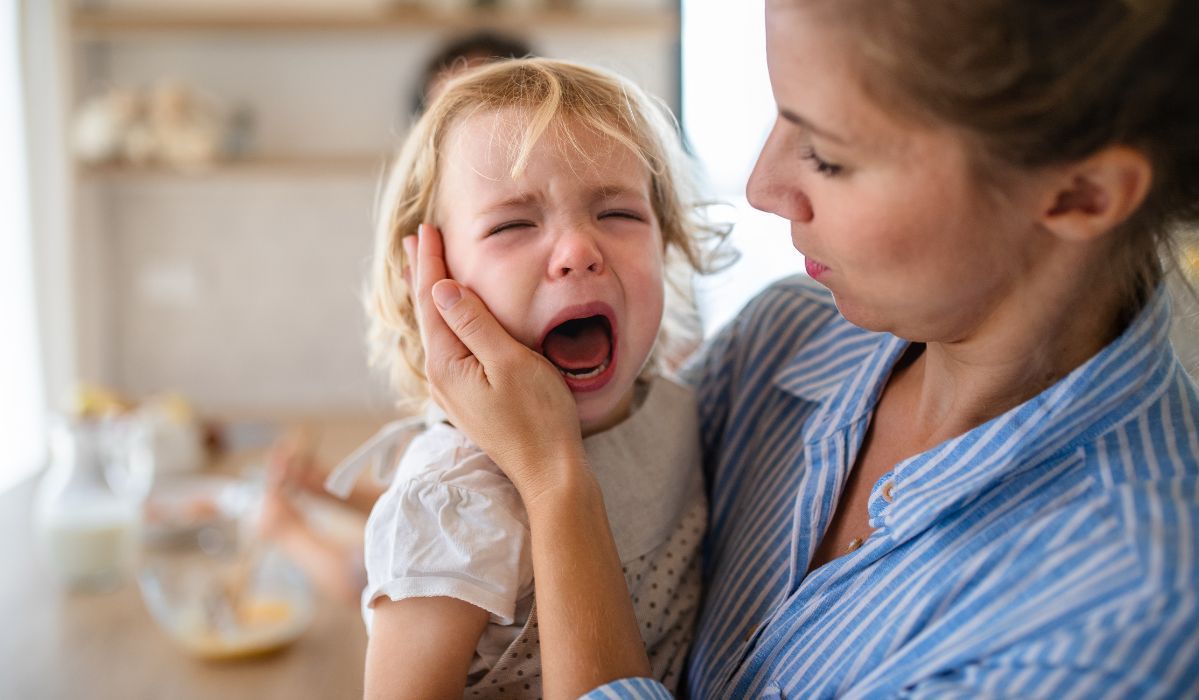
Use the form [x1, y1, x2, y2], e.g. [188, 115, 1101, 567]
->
[368, 58, 725, 408]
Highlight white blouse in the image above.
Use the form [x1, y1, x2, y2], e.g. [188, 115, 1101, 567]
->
[333, 375, 706, 692]
[362, 422, 534, 627]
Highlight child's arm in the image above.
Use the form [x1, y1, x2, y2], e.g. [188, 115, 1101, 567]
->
[364, 596, 490, 700]
[268, 428, 387, 515]
[257, 486, 365, 605]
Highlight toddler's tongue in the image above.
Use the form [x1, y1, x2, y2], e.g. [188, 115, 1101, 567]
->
[542, 317, 611, 371]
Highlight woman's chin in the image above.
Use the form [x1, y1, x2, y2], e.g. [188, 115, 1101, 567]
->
[829, 295, 860, 325]
[831, 294, 892, 334]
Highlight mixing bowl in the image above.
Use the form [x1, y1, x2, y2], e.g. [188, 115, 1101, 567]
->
[137, 477, 314, 660]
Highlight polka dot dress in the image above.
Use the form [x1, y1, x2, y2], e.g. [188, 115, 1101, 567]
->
[627, 497, 706, 689]
[462, 376, 707, 699]
[466, 607, 544, 698]
[464, 497, 707, 699]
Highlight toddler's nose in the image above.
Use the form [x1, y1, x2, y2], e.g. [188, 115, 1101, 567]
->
[549, 228, 604, 278]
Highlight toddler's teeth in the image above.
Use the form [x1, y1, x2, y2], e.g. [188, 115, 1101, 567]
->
[558, 356, 610, 380]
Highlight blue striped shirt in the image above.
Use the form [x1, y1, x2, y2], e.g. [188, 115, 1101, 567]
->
[585, 275, 1199, 698]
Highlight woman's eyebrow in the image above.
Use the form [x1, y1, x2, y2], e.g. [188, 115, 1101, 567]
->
[779, 108, 849, 145]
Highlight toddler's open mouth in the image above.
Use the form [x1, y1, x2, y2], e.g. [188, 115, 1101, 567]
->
[539, 306, 618, 392]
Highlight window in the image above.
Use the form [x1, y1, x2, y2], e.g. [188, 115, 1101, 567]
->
[1, 0, 47, 491]
[681, 0, 804, 336]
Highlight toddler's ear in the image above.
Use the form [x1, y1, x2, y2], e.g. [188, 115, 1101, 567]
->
[1037, 145, 1152, 243]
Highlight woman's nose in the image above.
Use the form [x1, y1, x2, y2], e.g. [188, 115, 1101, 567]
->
[747, 121, 814, 223]
[548, 226, 604, 278]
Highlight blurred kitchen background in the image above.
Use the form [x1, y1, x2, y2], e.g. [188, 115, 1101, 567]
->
[4, 0, 806, 495]
[6, 2, 1199, 697]
[3, 2, 802, 696]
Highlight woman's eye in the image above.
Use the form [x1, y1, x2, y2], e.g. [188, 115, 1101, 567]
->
[488, 221, 534, 236]
[800, 146, 844, 177]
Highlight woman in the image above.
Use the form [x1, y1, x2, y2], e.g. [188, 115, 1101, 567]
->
[410, 0, 1199, 697]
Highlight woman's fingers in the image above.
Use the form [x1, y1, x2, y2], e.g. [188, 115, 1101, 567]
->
[411, 224, 471, 367]
[408, 221, 582, 496]
[413, 224, 535, 383]
[430, 280, 527, 370]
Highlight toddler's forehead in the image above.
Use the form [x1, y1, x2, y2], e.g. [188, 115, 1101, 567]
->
[442, 107, 645, 179]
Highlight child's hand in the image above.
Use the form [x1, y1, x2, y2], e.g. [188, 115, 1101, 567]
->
[266, 428, 324, 495]
[256, 482, 305, 541]
[407, 225, 588, 505]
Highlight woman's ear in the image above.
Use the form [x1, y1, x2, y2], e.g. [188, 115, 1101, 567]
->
[1038, 145, 1153, 242]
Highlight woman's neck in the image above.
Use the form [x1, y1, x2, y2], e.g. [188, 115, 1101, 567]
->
[896, 245, 1134, 450]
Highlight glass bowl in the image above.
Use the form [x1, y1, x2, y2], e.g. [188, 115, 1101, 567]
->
[137, 484, 314, 660]
[142, 475, 248, 545]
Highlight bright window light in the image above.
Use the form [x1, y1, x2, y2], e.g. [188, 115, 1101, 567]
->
[682, 0, 804, 336]
[0, 0, 47, 492]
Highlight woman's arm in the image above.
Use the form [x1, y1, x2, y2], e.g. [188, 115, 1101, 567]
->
[406, 227, 652, 698]
[364, 596, 489, 700]
[524, 471, 653, 698]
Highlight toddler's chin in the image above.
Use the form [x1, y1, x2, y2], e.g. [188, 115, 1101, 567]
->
[575, 382, 641, 437]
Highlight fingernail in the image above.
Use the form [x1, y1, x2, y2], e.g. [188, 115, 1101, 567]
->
[432, 281, 461, 309]
[417, 223, 425, 238]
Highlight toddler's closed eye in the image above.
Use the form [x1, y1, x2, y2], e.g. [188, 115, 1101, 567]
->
[599, 210, 646, 222]
[489, 220, 536, 236]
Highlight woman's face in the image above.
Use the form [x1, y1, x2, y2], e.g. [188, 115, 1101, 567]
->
[749, 1, 1051, 343]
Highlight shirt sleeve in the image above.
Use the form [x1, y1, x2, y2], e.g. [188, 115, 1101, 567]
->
[579, 677, 675, 699]
[361, 442, 531, 628]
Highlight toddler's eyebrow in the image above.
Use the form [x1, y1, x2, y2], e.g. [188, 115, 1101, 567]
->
[481, 192, 539, 214]
[480, 185, 648, 214]
[594, 184, 649, 201]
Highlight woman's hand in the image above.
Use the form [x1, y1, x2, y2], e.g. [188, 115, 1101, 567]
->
[406, 225, 588, 505]
[409, 224, 653, 696]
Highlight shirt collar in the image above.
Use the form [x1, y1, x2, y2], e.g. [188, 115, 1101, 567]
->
[776, 286, 1177, 540]
[773, 313, 907, 443]
[890, 288, 1175, 539]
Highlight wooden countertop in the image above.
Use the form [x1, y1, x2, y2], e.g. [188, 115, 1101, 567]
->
[0, 416, 388, 699]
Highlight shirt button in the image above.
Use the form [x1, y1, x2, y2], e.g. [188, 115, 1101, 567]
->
[881, 479, 895, 503]
[744, 623, 759, 642]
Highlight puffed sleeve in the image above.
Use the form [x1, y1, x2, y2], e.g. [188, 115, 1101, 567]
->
[361, 425, 532, 629]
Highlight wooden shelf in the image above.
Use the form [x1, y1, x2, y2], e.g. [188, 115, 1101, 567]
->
[71, 6, 678, 38]
[77, 154, 387, 180]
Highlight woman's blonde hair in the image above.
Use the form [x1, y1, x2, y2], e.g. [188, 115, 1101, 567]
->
[368, 57, 724, 407]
